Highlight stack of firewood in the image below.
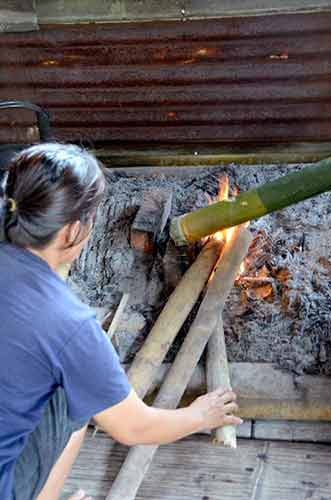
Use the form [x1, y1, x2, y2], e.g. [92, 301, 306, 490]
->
[107, 226, 252, 500]
[105, 158, 331, 499]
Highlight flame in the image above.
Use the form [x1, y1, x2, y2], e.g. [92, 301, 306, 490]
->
[218, 176, 229, 201]
[213, 176, 232, 243]
[213, 231, 223, 241]
[211, 176, 248, 276]
[225, 226, 236, 243]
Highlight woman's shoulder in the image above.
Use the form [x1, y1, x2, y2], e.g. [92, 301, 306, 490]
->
[45, 274, 95, 327]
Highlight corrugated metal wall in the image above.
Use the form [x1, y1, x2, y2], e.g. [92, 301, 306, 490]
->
[0, 11, 331, 148]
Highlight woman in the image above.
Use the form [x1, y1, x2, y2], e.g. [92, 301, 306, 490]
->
[0, 143, 242, 500]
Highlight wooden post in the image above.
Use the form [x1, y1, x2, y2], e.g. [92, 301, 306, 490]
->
[171, 157, 331, 245]
[127, 239, 221, 399]
[106, 227, 252, 500]
[207, 316, 236, 448]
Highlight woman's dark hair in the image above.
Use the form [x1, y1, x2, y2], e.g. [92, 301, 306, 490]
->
[0, 143, 105, 249]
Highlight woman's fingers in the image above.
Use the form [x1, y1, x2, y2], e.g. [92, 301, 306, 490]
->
[190, 388, 242, 431]
[223, 415, 243, 426]
[216, 389, 237, 404]
[222, 402, 239, 415]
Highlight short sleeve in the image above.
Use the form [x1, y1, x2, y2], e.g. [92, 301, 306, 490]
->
[55, 318, 131, 423]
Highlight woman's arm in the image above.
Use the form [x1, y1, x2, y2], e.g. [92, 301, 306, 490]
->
[93, 388, 242, 446]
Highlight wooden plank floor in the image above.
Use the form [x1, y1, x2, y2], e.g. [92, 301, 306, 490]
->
[62, 430, 331, 500]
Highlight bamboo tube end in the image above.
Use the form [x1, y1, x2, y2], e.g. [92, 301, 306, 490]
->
[223, 439, 237, 449]
[222, 426, 237, 449]
[170, 214, 188, 246]
[213, 426, 237, 449]
[212, 435, 237, 449]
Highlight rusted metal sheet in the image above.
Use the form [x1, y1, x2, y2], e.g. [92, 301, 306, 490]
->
[0, 11, 331, 148]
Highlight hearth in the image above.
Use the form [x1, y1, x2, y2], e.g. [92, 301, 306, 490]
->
[69, 164, 331, 376]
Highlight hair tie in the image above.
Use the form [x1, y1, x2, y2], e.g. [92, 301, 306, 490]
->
[7, 198, 17, 213]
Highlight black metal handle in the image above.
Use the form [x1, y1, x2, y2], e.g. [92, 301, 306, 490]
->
[0, 100, 51, 141]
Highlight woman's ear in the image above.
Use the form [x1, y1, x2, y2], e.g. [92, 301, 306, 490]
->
[66, 221, 81, 247]
[58, 220, 92, 257]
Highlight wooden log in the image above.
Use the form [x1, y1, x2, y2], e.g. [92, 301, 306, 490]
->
[107, 227, 252, 500]
[170, 157, 331, 245]
[107, 293, 130, 339]
[130, 188, 172, 253]
[207, 316, 236, 448]
[127, 239, 221, 399]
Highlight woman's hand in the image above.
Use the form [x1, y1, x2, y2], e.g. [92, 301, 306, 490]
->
[94, 388, 242, 446]
[189, 388, 243, 431]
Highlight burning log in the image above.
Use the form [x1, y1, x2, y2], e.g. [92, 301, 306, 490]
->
[128, 238, 221, 399]
[207, 316, 236, 448]
[130, 188, 173, 253]
[106, 226, 252, 500]
[170, 157, 331, 245]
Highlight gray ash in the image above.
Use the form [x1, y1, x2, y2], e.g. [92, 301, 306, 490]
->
[69, 164, 331, 376]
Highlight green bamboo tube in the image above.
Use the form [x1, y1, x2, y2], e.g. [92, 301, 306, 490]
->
[171, 157, 331, 245]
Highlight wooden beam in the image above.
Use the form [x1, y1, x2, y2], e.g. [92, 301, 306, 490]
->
[125, 363, 331, 422]
[0, 0, 37, 32]
[254, 420, 331, 443]
[36, 0, 331, 24]
[95, 143, 331, 168]
[233, 363, 331, 421]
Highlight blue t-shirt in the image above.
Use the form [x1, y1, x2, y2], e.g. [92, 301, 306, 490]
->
[0, 242, 131, 499]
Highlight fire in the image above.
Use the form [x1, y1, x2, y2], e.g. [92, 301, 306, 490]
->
[213, 176, 235, 243]
[213, 231, 224, 242]
[212, 176, 248, 276]
[218, 176, 229, 201]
